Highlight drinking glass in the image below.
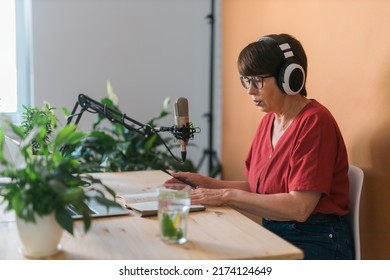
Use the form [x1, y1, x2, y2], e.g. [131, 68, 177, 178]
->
[157, 185, 191, 244]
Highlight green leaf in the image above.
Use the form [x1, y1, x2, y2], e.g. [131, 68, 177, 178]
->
[53, 124, 77, 148]
[11, 192, 25, 216]
[61, 106, 71, 116]
[106, 80, 119, 106]
[0, 128, 5, 154]
[63, 187, 84, 204]
[9, 123, 25, 139]
[64, 131, 86, 145]
[56, 208, 74, 235]
[144, 134, 158, 151]
[80, 207, 92, 232]
[162, 213, 176, 237]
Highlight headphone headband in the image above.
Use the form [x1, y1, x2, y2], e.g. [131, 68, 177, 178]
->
[258, 34, 305, 95]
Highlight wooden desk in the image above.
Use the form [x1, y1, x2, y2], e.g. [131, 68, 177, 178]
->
[0, 170, 303, 260]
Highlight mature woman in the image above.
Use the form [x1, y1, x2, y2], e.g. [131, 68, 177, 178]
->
[164, 33, 354, 260]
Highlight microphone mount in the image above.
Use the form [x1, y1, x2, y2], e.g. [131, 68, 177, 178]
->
[66, 94, 199, 163]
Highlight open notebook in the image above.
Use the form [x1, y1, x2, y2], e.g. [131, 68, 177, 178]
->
[116, 191, 206, 217]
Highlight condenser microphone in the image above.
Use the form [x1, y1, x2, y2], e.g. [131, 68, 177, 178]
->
[174, 97, 189, 161]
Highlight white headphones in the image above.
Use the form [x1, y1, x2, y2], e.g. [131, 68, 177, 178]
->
[258, 34, 306, 95]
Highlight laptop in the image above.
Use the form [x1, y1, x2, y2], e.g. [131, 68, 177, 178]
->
[2, 135, 130, 219]
[67, 192, 130, 219]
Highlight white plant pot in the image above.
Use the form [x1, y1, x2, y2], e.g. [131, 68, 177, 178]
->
[16, 212, 64, 258]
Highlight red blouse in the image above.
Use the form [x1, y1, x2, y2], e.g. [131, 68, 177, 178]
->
[245, 100, 349, 215]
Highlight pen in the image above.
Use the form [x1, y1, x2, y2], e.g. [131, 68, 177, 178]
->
[160, 168, 198, 189]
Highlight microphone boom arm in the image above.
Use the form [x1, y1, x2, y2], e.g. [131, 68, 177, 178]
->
[66, 94, 198, 162]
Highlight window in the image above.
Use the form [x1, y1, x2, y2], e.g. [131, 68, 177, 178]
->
[0, 0, 17, 113]
[0, 0, 32, 123]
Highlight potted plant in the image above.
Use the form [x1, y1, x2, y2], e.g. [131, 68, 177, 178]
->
[0, 116, 120, 258]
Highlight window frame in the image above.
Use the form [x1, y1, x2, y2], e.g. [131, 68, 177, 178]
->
[1, 0, 33, 124]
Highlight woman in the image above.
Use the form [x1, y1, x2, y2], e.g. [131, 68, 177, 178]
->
[164, 33, 354, 260]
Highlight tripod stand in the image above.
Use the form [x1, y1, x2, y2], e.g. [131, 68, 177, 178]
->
[197, 0, 221, 178]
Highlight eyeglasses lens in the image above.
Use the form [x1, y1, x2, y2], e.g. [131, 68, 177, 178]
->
[241, 76, 261, 89]
[241, 77, 252, 89]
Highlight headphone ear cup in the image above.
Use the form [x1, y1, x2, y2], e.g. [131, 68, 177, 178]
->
[278, 60, 305, 95]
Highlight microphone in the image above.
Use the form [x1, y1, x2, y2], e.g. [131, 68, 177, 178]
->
[174, 97, 189, 161]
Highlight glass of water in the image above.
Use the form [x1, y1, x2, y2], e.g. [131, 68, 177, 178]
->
[157, 185, 191, 244]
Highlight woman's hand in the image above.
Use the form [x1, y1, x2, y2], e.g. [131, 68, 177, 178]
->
[162, 172, 226, 205]
[190, 187, 227, 206]
[163, 172, 206, 188]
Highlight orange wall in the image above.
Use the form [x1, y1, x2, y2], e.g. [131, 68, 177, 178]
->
[222, 0, 390, 259]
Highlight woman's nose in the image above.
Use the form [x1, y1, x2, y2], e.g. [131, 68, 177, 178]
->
[247, 83, 258, 95]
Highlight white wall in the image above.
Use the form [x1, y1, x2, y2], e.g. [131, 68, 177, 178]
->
[31, 0, 221, 175]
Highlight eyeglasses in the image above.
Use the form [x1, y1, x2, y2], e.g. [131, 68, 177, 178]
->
[240, 75, 273, 90]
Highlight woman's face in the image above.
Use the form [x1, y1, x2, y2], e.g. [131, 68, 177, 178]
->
[247, 76, 284, 113]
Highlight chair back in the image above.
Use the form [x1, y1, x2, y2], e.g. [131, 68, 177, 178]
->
[347, 164, 364, 260]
